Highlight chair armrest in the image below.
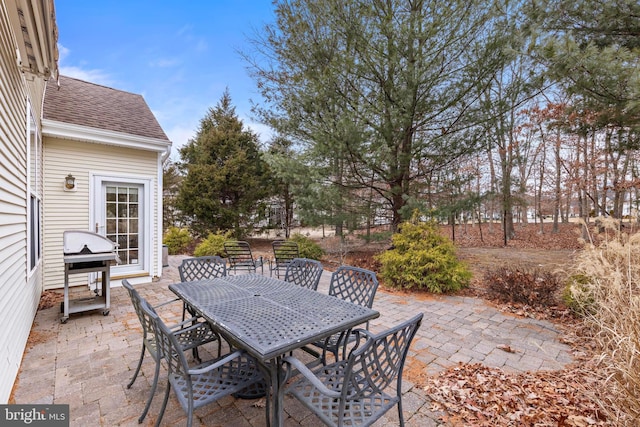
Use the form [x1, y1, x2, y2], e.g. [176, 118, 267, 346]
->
[153, 297, 180, 309]
[352, 328, 374, 340]
[283, 356, 341, 398]
[169, 318, 210, 334]
[169, 315, 204, 331]
[188, 350, 246, 375]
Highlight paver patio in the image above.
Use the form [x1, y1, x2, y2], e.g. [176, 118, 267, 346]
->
[12, 255, 574, 426]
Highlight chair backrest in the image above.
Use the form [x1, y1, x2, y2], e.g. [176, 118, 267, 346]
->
[345, 313, 423, 399]
[122, 279, 158, 357]
[179, 256, 227, 282]
[272, 240, 299, 266]
[137, 297, 189, 377]
[284, 258, 323, 290]
[328, 266, 379, 308]
[224, 241, 257, 267]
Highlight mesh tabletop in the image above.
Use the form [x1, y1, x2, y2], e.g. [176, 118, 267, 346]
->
[170, 274, 379, 361]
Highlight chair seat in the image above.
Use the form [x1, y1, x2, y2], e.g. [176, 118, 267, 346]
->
[287, 360, 397, 427]
[170, 352, 263, 412]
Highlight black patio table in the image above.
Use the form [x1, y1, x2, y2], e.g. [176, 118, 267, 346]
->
[169, 273, 380, 427]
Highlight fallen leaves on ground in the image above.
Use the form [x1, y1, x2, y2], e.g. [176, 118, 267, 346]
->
[421, 282, 612, 426]
[38, 290, 63, 310]
[444, 222, 585, 250]
[496, 344, 516, 353]
[424, 362, 609, 426]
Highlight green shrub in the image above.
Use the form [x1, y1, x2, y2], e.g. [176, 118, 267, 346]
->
[484, 266, 560, 307]
[290, 233, 324, 260]
[163, 227, 193, 255]
[194, 231, 232, 257]
[375, 218, 471, 293]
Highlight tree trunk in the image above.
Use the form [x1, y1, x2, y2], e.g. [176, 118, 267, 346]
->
[486, 145, 497, 233]
[553, 129, 562, 233]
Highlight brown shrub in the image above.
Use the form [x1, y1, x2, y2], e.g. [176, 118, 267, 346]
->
[484, 265, 561, 307]
[569, 217, 640, 425]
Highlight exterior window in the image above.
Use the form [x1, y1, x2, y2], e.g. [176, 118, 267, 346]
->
[29, 195, 41, 270]
[106, 185, 141, 266]
[27, 103, 42, 272]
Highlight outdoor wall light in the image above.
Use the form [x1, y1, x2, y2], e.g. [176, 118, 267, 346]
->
[64, 174, 76, 191]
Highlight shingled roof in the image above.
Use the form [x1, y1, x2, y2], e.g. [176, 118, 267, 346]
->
[43, 75, 169, 141]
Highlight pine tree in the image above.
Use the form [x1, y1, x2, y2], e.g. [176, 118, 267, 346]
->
[177, 90, 273, 236]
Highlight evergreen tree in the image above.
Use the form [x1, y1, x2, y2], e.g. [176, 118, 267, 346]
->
[529, 0, 640, 132]
[264, 136, 299, 237]
[245, 0, 515, 231]
[162, 159, 183, 230]
[176, 90, 273, 237]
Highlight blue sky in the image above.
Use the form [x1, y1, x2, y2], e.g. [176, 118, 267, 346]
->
[55, 1, 276, 159]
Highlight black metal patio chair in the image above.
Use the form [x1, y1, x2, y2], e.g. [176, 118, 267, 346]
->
[178, 256, 227, 319]
[269, 240, 299, 278]
[178, 255, 227, 282]
[284, 313, 423, 427]
[283, 258, 323, 291]
[141, 297, 267, 427]
[306, 266, 379, 364]
[224, 240, 264, 274]
[122, 279, 220, 424]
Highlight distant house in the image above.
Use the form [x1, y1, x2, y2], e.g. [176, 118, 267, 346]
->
[0, 0, 171, 402]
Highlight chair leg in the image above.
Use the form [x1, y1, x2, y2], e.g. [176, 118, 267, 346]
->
[127, 345, 146, 388]
[187, 313, 202, 363]
[138, 358, 161, 423]
[264, 377, 271, 426]
[187, 397, 194, 427]
[155, 379, 171, 427]
[398, 399, 405, 427]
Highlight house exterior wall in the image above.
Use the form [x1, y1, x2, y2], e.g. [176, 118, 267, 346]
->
[42, 137, 159, 290]
[0, 1, 46, 403]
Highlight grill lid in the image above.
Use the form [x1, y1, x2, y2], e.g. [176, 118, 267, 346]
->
[63, 230, 117, 254]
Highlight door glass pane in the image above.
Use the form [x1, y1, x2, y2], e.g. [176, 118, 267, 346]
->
[106, 184, 141, 267]
[118, 203, 128, 218]
[118, 188, 127, 202]
[106, 187, 116, 202]
[106, 202, 116, 217]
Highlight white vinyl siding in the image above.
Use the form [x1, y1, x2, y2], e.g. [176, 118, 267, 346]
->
[43, 137, 159, 290]
[0, 2, 45, 404]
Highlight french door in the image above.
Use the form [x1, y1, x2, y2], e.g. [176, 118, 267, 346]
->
[92, 175, 152, 277]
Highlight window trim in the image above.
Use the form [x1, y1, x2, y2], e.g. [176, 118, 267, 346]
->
[26, 100, 42, 274]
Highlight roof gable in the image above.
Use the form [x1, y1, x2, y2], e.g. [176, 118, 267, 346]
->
[43, 75, 169, 142]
